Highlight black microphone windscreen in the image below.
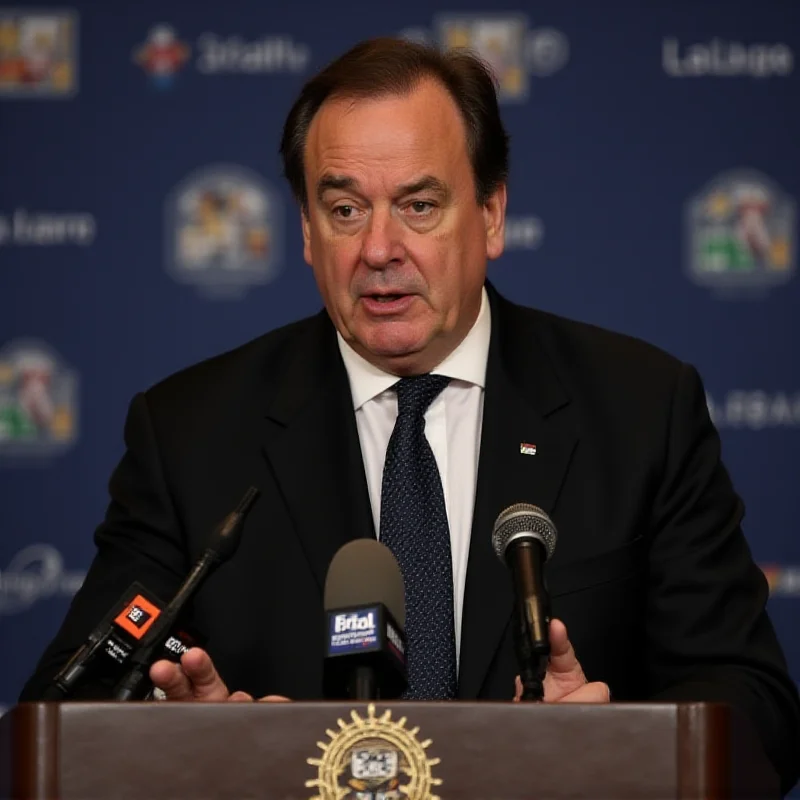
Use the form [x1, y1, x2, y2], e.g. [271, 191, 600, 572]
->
[208, 486, 260, 561]
[324, 539, 405, 630]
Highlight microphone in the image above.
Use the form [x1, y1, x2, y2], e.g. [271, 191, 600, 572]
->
[42, 582, 166, 700]
[492, 503, 558, 702]
[42, 583, 207, 701]
[323, 539, 407, 701]
[112, 486, 260, 701]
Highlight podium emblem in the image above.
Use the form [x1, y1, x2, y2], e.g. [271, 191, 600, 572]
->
[306, 704, 442, 799]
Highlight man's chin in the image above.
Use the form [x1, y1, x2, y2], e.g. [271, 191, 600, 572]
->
[363, 339, 425, 361]
[351, 331, 430, 373]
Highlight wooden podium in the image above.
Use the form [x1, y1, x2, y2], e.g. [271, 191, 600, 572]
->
[0, 701, 780, 799]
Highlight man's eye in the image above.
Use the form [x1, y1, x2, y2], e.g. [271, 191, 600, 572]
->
[333, 205, 355, 219]
[410, 201, 433, 214]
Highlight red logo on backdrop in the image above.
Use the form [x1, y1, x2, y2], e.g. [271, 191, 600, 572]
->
[133, 25, 190, 87]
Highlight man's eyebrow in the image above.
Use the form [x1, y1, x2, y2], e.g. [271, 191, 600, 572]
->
[315, 174, 450, 203]
[316, 175, 359, 202]
[397, 176, 449, 198]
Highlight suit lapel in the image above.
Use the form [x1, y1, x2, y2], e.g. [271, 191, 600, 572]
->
[458, 288, 579, 699]
[260, 312, 375, 591]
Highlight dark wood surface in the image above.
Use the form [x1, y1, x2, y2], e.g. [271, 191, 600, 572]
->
[0, 701, 778, 799]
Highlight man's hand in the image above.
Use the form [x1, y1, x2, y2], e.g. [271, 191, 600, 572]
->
[149, 648, 289, 702]
[514, 619, 611, 703]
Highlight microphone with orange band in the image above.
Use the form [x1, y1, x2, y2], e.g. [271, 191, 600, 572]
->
[42, 486, 260, 701]
[112, 486, 260, 701]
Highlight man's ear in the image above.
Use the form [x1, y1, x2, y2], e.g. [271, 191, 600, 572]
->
[483, 183, 507, 261]
[301, 208, 312, 266]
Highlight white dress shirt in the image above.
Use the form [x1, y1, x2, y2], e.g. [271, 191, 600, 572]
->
[337, 288, 491, 669]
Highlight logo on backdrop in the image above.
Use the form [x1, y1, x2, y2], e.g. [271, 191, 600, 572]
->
[134, 23, 309, 85]
[663, 38, 794, 78]
[760, 566, 800, 598]
[165, 164, 283, 298]
[0, 9, 77, 97]
[400, 14, 568, 102]
[505, 215, 545, 250]
[0, 209, 96, 245]
[0, 544, 85, 614]
[686, 170, 795, 296]
[132, 24, 190, 88]
[0, 340, 78, 458]
[707, 391, 800, 430]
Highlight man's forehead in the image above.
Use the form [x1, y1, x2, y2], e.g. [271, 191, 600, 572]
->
[306, 81, 467, 157]
[303, 81, 472, 200]
[316, 78, 459, 122]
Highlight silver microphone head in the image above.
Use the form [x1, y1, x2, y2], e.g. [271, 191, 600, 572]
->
[491, 503, 558, 565]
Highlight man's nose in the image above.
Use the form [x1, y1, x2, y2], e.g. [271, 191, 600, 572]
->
[360, 207, 405, 269]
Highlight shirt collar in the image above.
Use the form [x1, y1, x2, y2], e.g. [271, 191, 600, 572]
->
[337, 286, 491, 410]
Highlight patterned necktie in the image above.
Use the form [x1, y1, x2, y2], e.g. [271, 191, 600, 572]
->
[379, 374, 457, 700]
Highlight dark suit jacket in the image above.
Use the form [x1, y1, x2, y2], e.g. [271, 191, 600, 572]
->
[21, 285, 800, 792]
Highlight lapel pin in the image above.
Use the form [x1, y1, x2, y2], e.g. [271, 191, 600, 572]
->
[520, 442, 537, 456]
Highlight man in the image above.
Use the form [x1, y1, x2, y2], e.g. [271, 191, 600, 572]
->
[20, 38, 800, 792]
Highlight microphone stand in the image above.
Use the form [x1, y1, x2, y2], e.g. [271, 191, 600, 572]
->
[349, 665, 378, 701]
[510, 541, 550, 702]
[43, 625, 112, 700]
[514, 609, 547, 701]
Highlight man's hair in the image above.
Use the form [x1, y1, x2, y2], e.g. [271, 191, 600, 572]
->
[280, 37, 510, 212]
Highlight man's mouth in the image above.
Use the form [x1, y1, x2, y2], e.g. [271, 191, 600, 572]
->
[360, 293, 415, 313]
[367, 293, 406, 303]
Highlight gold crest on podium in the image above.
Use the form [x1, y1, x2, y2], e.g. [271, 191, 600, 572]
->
[306, 704, 442, 799]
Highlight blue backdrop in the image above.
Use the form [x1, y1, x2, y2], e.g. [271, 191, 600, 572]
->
[1, 0, 798, 782]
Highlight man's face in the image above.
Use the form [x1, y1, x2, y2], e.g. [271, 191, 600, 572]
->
[302, 78, 506, 375]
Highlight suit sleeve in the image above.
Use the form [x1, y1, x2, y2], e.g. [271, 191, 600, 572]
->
[644, 362, 800, 794]
[18, 392, 188, 701]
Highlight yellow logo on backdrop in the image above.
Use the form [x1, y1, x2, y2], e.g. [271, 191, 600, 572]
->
[401, 14, 569, 102]
[164, 164, 283, 299]
[0, 10, 76, 97]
